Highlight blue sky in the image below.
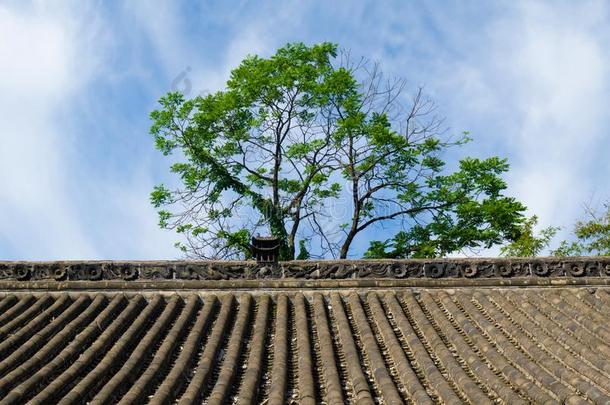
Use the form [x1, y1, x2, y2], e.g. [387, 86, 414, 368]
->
[1, 0, 609, 260]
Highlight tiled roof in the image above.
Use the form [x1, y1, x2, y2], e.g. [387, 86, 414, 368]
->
[2, 257, 610, 281]
[1, 259, 610, 404]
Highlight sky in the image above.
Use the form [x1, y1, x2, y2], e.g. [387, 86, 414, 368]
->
[1, 0, 609, 260]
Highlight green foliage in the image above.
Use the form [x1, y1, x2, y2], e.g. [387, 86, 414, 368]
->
[150, 42, 348, 259]
[150, 42, 527, 260]
[218, 229, 253, 259]
[363, 158, 526, 258]
[151, 185, 171, 207]
[296, 240, 310, 260]
[553, 203, 610, 256]
[500, 215, 559, 257]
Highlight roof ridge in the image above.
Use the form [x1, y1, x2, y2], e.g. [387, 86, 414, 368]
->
[0, 257, 609, 283]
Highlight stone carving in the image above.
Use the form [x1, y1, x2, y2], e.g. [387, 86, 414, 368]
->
[463, 264, 479, 278]
[88, 264, 105, 280]
[51, 263, 68, 281]
[140, 265, 172, 279]
[494, 262, 512, 277]
[0, 263, 11, 279]
[424, 262, 445, 278]
[530, 261, 550, 277]
[12, 264, 31, 280]
[0, 257, 609, 281]
[564, 261, 585, 277]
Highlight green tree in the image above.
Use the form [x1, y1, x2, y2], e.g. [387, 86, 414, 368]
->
[499, 215, 559, 257]
[553, 202, 610, 256]
[150, 42, 526, 260]
[296, 240, 311, 260]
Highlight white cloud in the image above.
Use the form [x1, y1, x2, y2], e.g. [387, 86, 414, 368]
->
[0, 2, 179, 260]
[496, 2, 609, 237]
[433, 1, 610, 251]
[0, 4, 99, 259]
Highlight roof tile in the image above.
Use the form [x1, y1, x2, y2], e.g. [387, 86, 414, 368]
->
[1, 278, 610, 403]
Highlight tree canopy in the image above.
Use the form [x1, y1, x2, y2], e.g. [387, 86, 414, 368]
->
[149, 42, 526, 260]
[500, 215, 559, 257]
[553, 202, 610, 256]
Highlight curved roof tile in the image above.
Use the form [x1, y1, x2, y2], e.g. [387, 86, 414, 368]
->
[0, 258, 609, 404]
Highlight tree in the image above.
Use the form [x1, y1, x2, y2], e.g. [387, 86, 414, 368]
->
[499, 215, 559, 257]
[553, 202, 610, 256]
[296, 240, 311, 260]
[150, 42, 526, 260]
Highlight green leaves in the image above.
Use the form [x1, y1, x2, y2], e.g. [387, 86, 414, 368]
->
[157, 210, 172, 229]
[217, 229, 252, 259]
[150, 185, 171, 208]
[296, 240, 311, 260]
[149, 92, 194, 155]
[500, 216, 559, 257]
[364, 155, 526, 259]
[228, 42, 338, 107]
[149, 42, 353, 259]
[553, 202, 610, 256]
[149, 42, 528, 260]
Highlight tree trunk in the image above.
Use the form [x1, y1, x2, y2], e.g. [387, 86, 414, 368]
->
[270, 218, 292, 261]
[340, 134, 360, 259]
[339, 228, 357, 259]
[287, 217, 300, 261]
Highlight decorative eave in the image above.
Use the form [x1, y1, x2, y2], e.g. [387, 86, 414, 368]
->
[0, 256, 609, 282]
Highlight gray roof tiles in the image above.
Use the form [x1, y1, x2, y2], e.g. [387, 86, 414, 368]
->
[0, 282, 609, 403]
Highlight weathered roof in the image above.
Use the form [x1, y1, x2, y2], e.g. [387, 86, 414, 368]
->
[1, 256, 610, 281]
[1, 258, 610, 404]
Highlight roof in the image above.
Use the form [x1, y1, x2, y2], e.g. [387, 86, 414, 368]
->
[1, 258, 610, 404]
